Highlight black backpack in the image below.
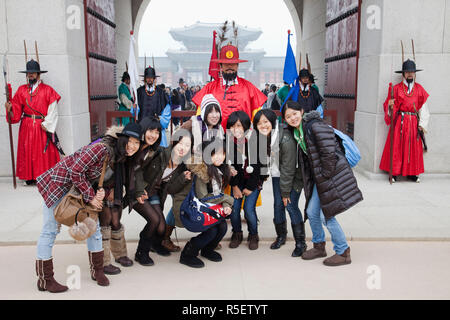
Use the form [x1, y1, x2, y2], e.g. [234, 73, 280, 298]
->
[270, 95, 281, 110]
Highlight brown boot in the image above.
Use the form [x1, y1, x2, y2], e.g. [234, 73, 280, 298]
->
[36, 259, 68, 293]
[101, 226, 121, 275]
[229, 231, 243, 249]
[88, 251, 110, 286]
[248, 234, 259, 250]
[161, 225, 181, 252]
[111, 224, 133, 267]
[323, 247, 351, 266]
[302, 242, 327, 260]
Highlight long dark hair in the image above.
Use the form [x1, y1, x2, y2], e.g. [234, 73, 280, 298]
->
[140, 116, 162, 150]
[202, 139, 231, 189]
[253, 109, 277, 157]
[282, 100, 304, 130]
[171, 129, 194, 163]
[203, 103, 222, 128]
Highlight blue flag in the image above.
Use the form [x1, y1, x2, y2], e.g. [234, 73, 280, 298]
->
[283, 32, 298, 85]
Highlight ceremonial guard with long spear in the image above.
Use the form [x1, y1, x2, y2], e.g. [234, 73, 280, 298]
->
[4, 42, 63, 186]
[380, 40, 430, 183]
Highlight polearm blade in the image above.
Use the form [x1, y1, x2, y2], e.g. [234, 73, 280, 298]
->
[3, 55, 17, 189]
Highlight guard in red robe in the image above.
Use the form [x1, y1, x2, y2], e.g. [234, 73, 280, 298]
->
[192, 44, 267, 129]
[379, 59, 430, 182]
[5, 60, 61, 184]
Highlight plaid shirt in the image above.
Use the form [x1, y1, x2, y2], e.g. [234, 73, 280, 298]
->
[37, 143, 110, 208]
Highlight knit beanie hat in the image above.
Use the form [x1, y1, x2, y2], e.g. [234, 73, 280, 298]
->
[200, 94, 221, 122]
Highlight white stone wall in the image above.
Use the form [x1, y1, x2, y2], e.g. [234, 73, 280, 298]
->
[0, 0, 90, 177]
[115, 0, 134, 87]
[355, 0, 450, 174]
[300, 0, 326, 94]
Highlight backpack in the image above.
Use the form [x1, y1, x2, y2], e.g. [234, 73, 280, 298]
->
[333, 128, 361, 168]
[270, 95, 281, 110]
[179, 176, 227, 233]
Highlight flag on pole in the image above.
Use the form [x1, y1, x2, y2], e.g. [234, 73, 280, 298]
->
[208, 30, 219, 81]
[283, 30, 298, 85]
[128, 30, 140, 119]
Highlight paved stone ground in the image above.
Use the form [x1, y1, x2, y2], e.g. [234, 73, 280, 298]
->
[1, 241, 449, 300]
[1, 172, 449, 300]
[1, 171, 449, 244]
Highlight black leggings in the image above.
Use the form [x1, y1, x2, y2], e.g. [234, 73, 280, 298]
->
[133, 201, 166, 239]
[191, 220, 227, 250]
[100, 206, 123, 231]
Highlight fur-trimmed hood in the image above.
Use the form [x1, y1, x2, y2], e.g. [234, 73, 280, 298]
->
[303, 110, 321, 123]
[105, 125, 124, 139]
[187, 159, 210, 184]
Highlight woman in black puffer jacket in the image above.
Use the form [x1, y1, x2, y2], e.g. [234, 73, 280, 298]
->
[281, 101, 363, 267]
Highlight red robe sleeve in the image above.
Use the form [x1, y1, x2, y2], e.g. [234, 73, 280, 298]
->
[246, 80, 267, 119]
[6, 86, 25, 124]
[45, 85, 61, 106]
[416, 84, 429, 110]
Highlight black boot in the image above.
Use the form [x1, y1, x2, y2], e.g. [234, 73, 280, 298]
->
[270, 220, 287, 250]
[291, 222, 307, 257]
[134, 233, 154, 266]
[180, 241, 204, 268]
[200, 239, 222, 262]
[150, 234, 171, 257]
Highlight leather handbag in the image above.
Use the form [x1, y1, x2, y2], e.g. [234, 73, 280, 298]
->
[54, 156, 109, 228]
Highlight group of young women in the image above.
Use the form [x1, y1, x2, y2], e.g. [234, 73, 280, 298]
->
[34, 94, 362, 293]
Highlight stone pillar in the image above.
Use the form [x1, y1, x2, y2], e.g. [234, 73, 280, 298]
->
[0, 0, 90, 177]
[354, 0, 450, 175]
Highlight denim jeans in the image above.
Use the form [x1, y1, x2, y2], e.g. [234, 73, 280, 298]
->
[165, 208, 175, 227]
[190, 220, 227, 250]
[230, 188, 260, 235]
[147, 194, 161, 205]
[271, 177, 303, 225]
[306, 184, 349, 255]
[36, 194, 103, 260]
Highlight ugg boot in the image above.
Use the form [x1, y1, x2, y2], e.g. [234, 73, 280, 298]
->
[229, 231, 243, 249]
[323, 247, 351, 266]
[36, 259, 68, 293]
[101, 226, 121, 275]
[135, 231, 154, 266]
[161, 225, 181, 252]
[248, 234, 259, 250]
[88, 251, 110, 286]
[111, 224, 133, 267]
[301, 241, 327, 260]
[150, 234, 171, 257]
[180, 241, 204, 268]
[291, 222, 307, 257]
[270, 220, 287, 250]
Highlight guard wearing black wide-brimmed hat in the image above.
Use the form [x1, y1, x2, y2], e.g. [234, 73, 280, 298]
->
[136, 66, 170, 146]
[4, 58, 63, 185]
[379, 41, 430, 183]
[283, 54, 323, 118]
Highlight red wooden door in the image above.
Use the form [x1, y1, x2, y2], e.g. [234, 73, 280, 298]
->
[84, 0, 117, 140]
[323, 0, 361, 138]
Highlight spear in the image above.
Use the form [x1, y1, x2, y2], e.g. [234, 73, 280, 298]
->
[3, 55, 17, 189]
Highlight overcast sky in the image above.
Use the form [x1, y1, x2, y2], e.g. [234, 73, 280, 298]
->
[138, 0, 297, 57]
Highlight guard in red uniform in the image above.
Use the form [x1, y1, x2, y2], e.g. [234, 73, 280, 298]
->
[5, 60, 61, 185]
[379, 59, 430, 182]
[192, 44, 267, 129]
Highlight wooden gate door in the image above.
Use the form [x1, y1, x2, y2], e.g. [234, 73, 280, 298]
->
[323, 0, 361, 138]
[84, 0, 117, 140]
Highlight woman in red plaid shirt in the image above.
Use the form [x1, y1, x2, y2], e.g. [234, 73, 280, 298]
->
[34, 123, 141, 293]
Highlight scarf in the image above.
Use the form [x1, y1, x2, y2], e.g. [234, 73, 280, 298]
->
[293, 121, 307, 154]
